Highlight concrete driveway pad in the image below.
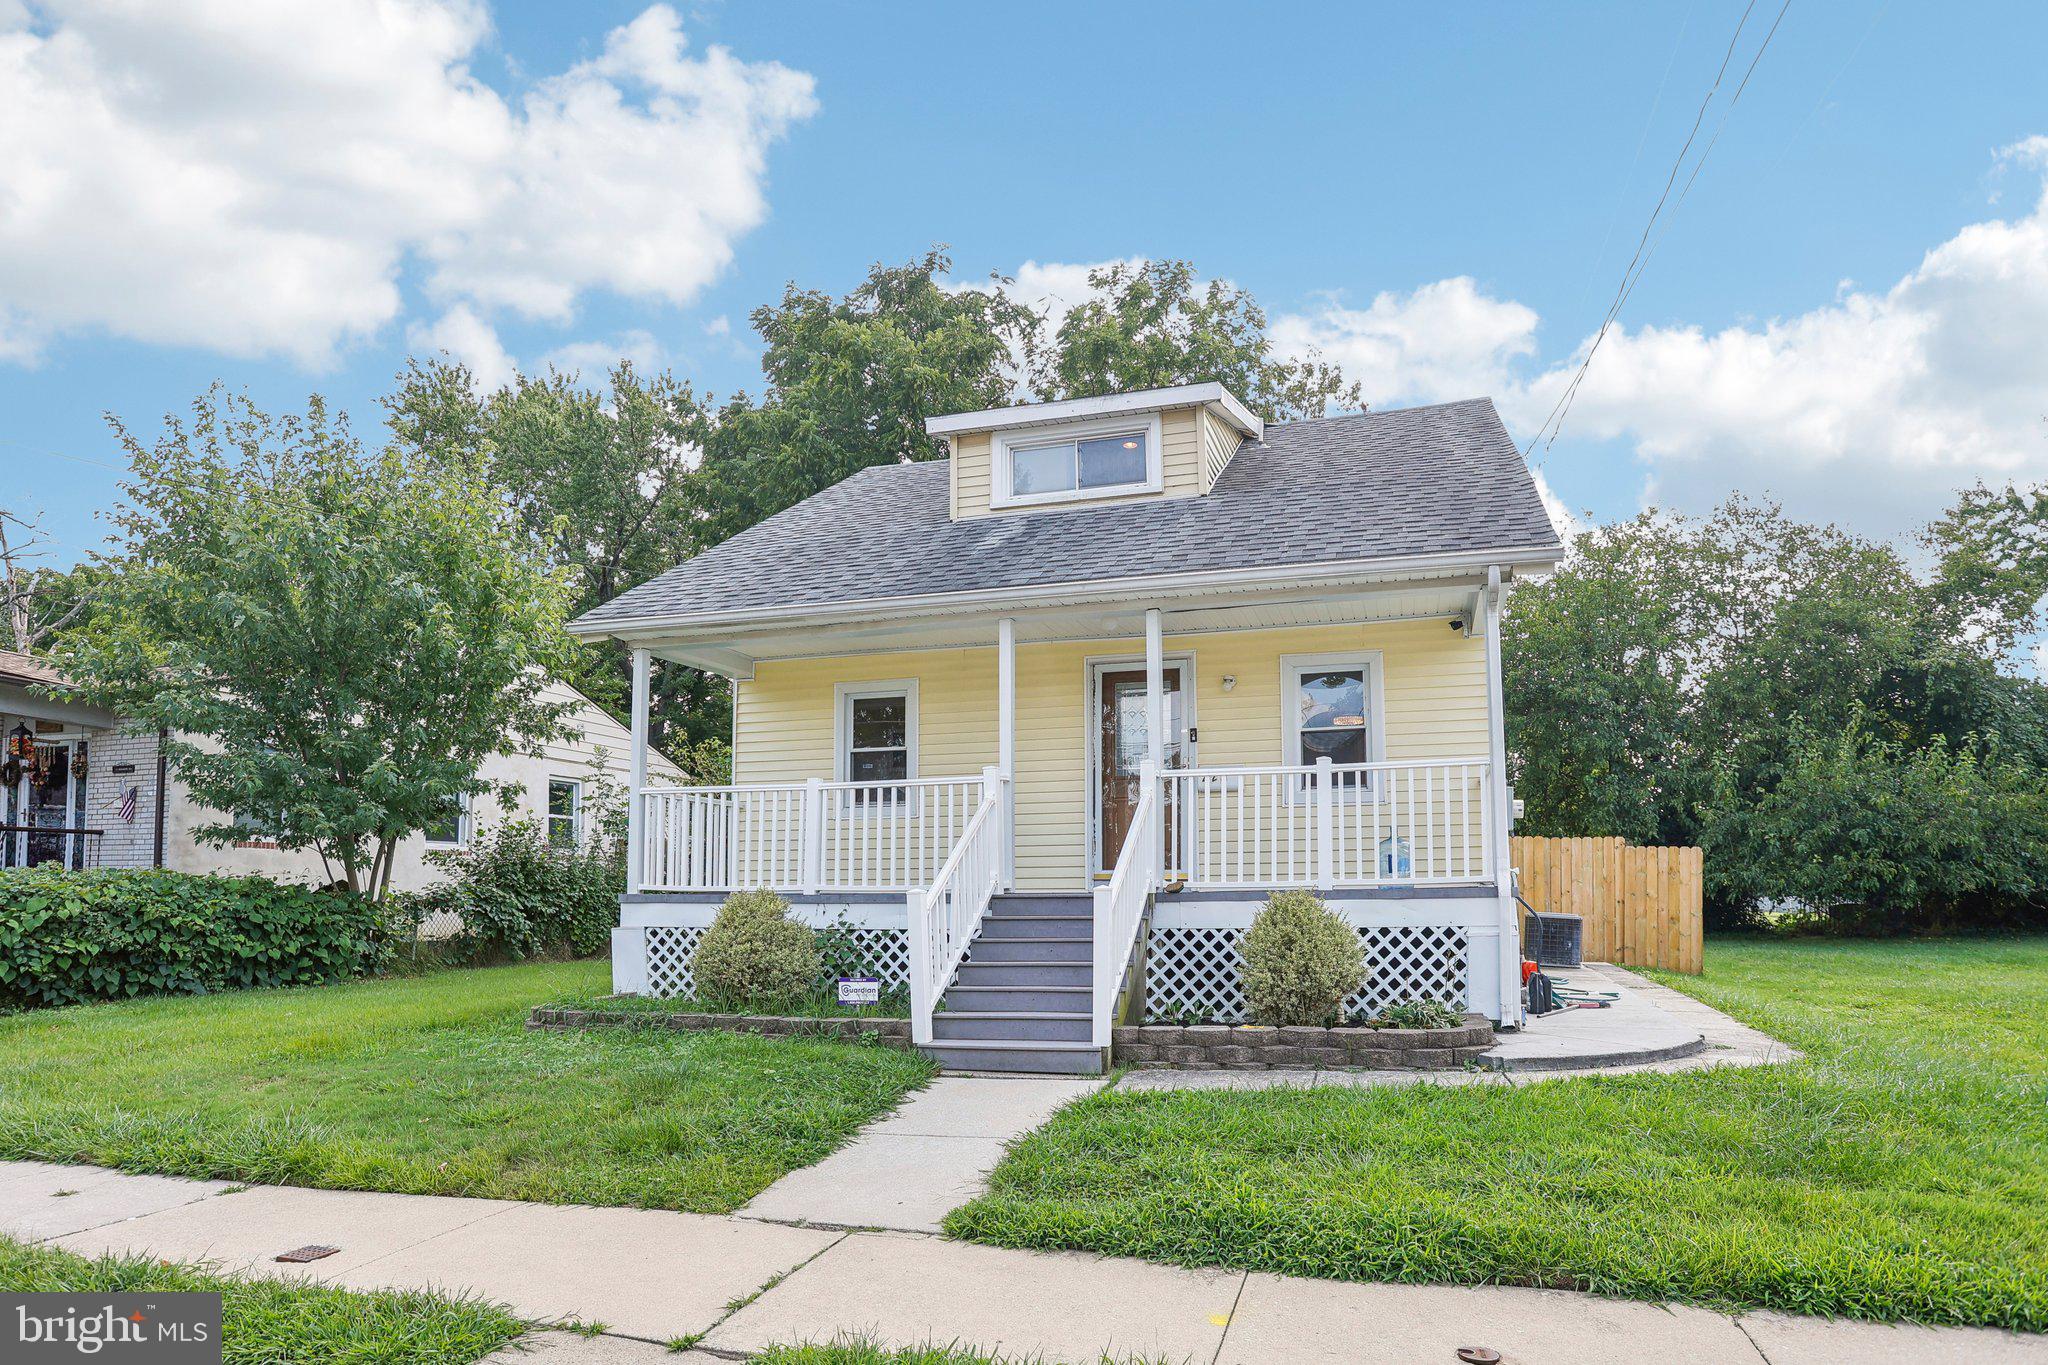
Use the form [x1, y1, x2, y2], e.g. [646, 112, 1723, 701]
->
[53, 1185, 517, 1279]
[0, 1162, 228, 1243]
[328, 1202, 840, 1341]
[1221, 1272, 1765, 1364]
[706, 1230, 1240, 1363]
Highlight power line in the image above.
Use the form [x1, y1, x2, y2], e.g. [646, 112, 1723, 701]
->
[1527, 0, 1794, 460]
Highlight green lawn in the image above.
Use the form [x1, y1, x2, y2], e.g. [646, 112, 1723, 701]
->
[0, 1237, 523, 1364]
[946, 936, 2048, 1331]
[0, 961, 933, 1214]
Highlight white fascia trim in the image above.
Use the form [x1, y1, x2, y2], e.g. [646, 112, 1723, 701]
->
[570, 544, 1566, 644]
[924, 382, 1263, 441]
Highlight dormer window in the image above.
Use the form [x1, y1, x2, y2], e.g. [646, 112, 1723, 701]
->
[992, 413, 1163, 509]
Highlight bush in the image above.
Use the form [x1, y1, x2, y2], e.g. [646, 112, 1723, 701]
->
[693, 888, 820, 1009]
[1239, 889, 1364, 1026]
[0, 868, 389, 1009]
[401, 817, 621, 962]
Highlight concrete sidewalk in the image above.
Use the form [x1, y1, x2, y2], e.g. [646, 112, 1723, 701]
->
[736, 1074, 1102, 1232]
[5, 1159, 2043, 1364]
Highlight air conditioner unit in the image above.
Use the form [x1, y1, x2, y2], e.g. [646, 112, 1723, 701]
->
[1524, 912, 1583, 968]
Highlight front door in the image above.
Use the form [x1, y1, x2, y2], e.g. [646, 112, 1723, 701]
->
[1093, 664, 1188, 877]
[6, 737, 83, 869]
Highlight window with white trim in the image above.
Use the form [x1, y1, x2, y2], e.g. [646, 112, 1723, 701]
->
[993, 414, 1163, 508]
[836, 683, 916, 806]
[1281, 654, 1384, 792]
[546, 779, 582, 849]
[424, 791, 469, 847]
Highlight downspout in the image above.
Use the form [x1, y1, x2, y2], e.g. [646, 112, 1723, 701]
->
[1481, 566, 1523, 1027]
[151, 726, 168, 869]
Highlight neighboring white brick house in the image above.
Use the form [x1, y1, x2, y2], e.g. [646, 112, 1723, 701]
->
[1, 652, 684, 891]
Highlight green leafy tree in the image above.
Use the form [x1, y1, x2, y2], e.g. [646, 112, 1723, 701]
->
[1030, 259, 1362, 420]
[684, 248, 1039, 549]
[1506, 493, 2048, 925]
[383, 357, 728, 753]
[59, 388, 578, 899]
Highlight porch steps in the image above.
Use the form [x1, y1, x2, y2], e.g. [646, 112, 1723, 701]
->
[924, 893, 1107, 1075]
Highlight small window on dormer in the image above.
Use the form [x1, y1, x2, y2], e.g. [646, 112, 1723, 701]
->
[992, 413, 1163, 508]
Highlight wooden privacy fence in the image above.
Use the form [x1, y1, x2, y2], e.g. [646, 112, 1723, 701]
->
[1510, 836, 1703, 974]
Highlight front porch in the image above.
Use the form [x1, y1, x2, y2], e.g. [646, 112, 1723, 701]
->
[610, 569, 1528, 1068]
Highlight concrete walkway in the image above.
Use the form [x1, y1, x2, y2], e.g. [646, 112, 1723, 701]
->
[737, 1075, 1102, 1232]
[5, 1159, 2043, 1363]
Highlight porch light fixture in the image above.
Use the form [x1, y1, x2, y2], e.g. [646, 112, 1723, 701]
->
[1220, 675, 1236, 691]
[6, 723, 31, 762]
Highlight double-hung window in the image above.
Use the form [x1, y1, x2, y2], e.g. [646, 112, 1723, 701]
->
[546, 779, 582, 849]
[836, 682, 917, 807]
[1281, 653, 1384, 798]
[993, 414, 1162, 508]
[424, 791, 470, 847]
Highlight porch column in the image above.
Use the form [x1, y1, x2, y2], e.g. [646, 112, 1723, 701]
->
[1481, 568, 1522, 1026]
[997, 616, 1017, 890]
[1143, 608, 1164, 768]
[626, 647, 651, 895]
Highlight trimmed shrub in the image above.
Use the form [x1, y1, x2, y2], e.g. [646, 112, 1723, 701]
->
[0, 868, 389, 1010]
[400, 818, 621, 962]
[693, 888, 820, 1009]
[1239, 889, 1364, 1026]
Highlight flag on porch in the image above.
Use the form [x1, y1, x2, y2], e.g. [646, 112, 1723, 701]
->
[118, 784, 138, 823]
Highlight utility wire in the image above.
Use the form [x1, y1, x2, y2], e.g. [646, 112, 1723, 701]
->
[1527, 0, 1793, 459]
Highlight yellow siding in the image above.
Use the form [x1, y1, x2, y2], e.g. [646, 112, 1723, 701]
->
[949, 406, 1205, 519]
[734, 619, 1489, 890]
[1197, 406, 1242, 491]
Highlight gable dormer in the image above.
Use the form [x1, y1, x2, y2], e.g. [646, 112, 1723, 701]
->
[927, 382, 1263, 521]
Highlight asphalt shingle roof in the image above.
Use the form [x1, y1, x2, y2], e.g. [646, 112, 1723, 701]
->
[573, 397, 1562, 630]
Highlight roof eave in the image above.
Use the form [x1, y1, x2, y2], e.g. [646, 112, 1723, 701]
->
[568, 542, 1564, 644]
[924, 382, 1263, 441]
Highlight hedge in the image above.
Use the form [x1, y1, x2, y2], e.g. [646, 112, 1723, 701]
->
[0, 868, 389, 1010]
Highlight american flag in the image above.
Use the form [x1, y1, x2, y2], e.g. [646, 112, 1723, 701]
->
[118, 785, 138, 823]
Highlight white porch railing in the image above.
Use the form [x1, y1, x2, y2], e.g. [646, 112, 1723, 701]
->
[1159, 757, 1493, 889]
[638, 775, 989, 893]
[1092, 759, 1162, 1048]
[907, 768, 1009, 1045]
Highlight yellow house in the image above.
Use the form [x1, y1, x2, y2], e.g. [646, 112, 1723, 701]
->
[570, 383, 1563, 1073]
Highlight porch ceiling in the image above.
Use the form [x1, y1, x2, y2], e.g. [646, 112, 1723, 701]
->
[650, 578, 1484, 674]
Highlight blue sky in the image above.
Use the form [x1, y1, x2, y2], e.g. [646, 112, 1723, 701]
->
[7, 0, 2048, 573]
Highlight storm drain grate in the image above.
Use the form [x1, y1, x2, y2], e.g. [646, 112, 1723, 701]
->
[274, 1245, 341, 1264]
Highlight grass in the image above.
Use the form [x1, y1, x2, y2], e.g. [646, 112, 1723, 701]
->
[0, 960, 934, 1214]
[946, 936, 2048, 1331]
[544, 987, 909, 1020]
[0, 1236, 523, 1364]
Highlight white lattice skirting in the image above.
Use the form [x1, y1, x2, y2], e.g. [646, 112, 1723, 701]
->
[642, 925, 911, 999]
[1144, 924, 1470, 1023]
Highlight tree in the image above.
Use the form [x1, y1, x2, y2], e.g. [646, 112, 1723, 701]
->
[1504, 493, 2048, 925]
[0, 509, 91, 652]
[383, 357, 729, 755]
[59, 388, 578, 899]
[684, 248, 1039, 549]
[1030, 259, 1362, 420]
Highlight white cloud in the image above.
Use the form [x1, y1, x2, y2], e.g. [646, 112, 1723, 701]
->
[407, 305, 517, 392]
[1269, 142, 2048, 538]
[1270, 278, 1540, 410]
[536, 330, 668, 378]
[0, 1, 814, 366]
